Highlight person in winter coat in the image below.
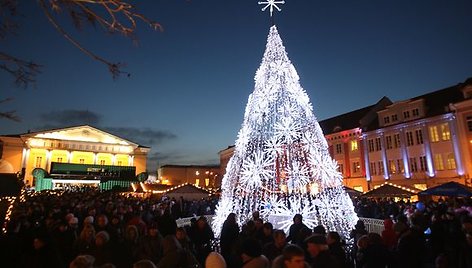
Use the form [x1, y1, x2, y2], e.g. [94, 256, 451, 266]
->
[137, 223, 164, 265]
[381, 218, 397, 250]
[220, 213, 240, 264]
[156, 235, 200, 268]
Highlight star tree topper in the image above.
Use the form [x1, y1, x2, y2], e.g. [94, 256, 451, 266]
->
[258, 0, 285, 17]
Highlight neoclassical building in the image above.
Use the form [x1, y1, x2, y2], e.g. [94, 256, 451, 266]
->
[219, 77, 472, 192]
[0, 125, 150, 190]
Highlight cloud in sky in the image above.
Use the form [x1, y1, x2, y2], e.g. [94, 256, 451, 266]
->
[104, 127, 177, 147]
[40, 109, 102, 125]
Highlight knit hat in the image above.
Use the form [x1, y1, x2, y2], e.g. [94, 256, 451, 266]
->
[205, 252, 226, 268]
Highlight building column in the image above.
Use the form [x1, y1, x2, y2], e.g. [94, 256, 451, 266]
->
[422, 124, 435, 177]
[93, 152, 98, 165]
[399, 129, 411, 178]
[21, 148, 30, 170]
[45, 150, 52, 172]
[362, 137, 371, 181]
[450, 119, 465, 176]
[67, 151, 72, 163]
[129, 155, 134, 166]
[112, 154, 116, 165]
[379, 133, 389, 179]
[359, 138, 366, 177]
[344, 143, 351, 177]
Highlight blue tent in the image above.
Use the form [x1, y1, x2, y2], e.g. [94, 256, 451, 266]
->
[418, 181, 472, 198]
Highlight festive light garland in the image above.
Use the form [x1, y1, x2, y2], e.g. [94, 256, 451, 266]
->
[212, 26, 358, 238]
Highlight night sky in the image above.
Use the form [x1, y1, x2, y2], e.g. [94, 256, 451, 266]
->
[2, 0, 472, 172]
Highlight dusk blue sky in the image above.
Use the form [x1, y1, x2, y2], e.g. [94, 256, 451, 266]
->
[2, 0, 472, 172]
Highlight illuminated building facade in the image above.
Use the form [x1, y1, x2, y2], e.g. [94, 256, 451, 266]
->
[319, 97, 393, 193]
[158, 165, 220, 189]
[363, 78, 472, 190]
[0, 125, 150, 190]
[219, 77, 472, 192]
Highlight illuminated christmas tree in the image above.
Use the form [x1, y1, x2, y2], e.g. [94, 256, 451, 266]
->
[213, 4, 358, 239]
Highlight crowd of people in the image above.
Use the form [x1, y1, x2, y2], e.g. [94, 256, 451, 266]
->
[0, 188, 471, 268]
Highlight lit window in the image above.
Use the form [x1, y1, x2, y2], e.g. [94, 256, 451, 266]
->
[35, 156, 42, 168]
[413, 184, 427, 191]
[117, 160, 122, 166]
[351, 140, 358, 151]
[195, 179, 200, 186]
[100, 160, 106, 165]
[446, 153, 456, 170]
[378, 161, 384, 174]
[79, 159, 85, 164]
[434, 154, 444, 171]
[397, 159, 404, 173]
[389, 160, 396, 174]
[441, 123, 450, 141]
[429, 126, 439, 142]
[353, 161, 360, 174]
[57, 157, 63, 163]
[353, 186, 363, 192]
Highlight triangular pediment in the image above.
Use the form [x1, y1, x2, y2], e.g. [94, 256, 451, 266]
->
[22, 125, 137, 146]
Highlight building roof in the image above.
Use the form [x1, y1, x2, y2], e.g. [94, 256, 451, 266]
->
[361, 183, 419, 198]
[368, 78, 472, 131]
[410, 83, 466, 117]
[0, 125, 149, 148]
[319, 96, 392, 135]
[418, 181, 472, 197]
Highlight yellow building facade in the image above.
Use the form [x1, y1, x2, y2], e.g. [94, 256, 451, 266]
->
[158, 165, 220, 189]
[0, 125, 149, 187]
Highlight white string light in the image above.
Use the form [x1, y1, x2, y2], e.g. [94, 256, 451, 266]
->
[212, 26, 358, 239]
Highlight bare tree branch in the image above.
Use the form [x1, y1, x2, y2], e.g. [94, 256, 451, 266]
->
[0, 0, 161, 121]
[39, 0, 162, 78]
[0, 52, 42, 88]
